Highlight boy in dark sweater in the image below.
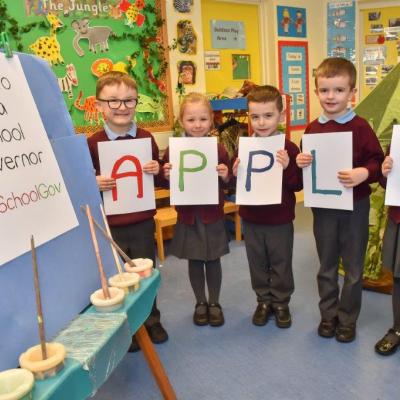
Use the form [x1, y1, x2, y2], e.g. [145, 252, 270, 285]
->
[87, 71, 168, 351]
[233, 85, 303, 328]
[296, 57, 383, 342]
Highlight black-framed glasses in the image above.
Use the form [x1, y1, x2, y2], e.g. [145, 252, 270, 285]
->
[97, 98, 138, 109]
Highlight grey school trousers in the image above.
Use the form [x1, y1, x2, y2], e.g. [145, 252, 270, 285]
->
[312, 197, 370, 326]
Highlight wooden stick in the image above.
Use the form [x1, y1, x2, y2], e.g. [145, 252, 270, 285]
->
[30, 235, 47, 360]
[100, 204, 123, 275]
[84, 205, 111, 299]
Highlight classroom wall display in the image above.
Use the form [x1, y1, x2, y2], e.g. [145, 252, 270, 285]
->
[177, 19, 197, 54]
[327, 0, 355, 62]
[210, 20, 246, 49]
[178, 60, 196, 84]
[173, 0, 193, 13]
[232, 54, 250, 80]
[278, 41, 309, 130]
[277, 6, 307, 38]
[1, 0, 173, 135]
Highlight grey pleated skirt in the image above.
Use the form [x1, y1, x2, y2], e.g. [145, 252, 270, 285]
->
[170, 216, 229, 261]
[382, 218, 400, 278]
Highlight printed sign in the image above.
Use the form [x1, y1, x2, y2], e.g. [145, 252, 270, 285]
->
[385, 126, 400, 206]
[302, 132, 353, 210]
[98, 138, 155, 215]
[0, 54, 78, 265]
[236, 135, 285, 205]
[211, 20, 245, 49]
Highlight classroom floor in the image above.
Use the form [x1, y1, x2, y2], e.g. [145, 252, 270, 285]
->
[93, 205, 399, 400]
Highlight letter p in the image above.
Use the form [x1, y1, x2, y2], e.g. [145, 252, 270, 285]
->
[246, 150, 274, 191]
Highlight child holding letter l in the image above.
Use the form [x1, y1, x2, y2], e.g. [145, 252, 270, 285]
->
[232, 85, 302, 328]
[296, 58, 383, 342]
[163, 93, 231, 327]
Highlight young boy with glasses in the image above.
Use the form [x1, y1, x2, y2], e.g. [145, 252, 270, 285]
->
[87, 71, 168, 351]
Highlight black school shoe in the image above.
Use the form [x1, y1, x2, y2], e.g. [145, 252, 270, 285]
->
[193, 302, 209, 326]
[272, 304, 292, 328]
[146, 322, 169, 344]
[208, 303, 225, 327]
[252, 302, 272, 326]
[335, 323, 356, 343]
[318, 317, 338, 338]
[375, 329, 400, 356]
[128, 335, 140, 352]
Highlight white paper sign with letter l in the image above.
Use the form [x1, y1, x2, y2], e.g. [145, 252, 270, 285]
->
[169, 137, 218, 205]
[302, 131, 353, 210]
[236, 135, 285, 205]
[385, 125, 400, 206]
[98, 138, 155, 215]
[0, 54, 78, 266]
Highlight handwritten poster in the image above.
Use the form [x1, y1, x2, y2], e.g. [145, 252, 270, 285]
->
[0, 54, 78, 265]
[236, 135, 285, 205]
[385, 125, 400, 206]
[98, 138, 155, 215]
[169, 137, 218, 205]
[302, 131, 353, 210]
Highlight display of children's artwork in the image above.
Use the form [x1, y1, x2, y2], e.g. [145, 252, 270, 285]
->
[232, 54, 250, 80]
[178, 60, 196, 84]
[177, 19, 197, 54]
[385, 125, 400, 206]
[98, 138, 155, 215]
[3, 0, 173, 135]
[277, 6, 306, 38]
[236, 136, 284, 206]
[173, 0, 193, 13]
[302, 132, 353, 211]
[0, 53, 78, 266]
[169, 137, 218, 205]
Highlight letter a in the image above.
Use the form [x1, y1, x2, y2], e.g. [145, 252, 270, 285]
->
[311, 150, 342, 195]
[179, 150, 207, 191]
[111, 155, 143, 201]
[246, 150, 274, 191]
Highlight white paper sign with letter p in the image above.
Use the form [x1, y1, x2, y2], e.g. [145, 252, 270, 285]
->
[169, 137, 218, 205]
[98, 138, 155, 215]
[236, 135, 285, 205]
[302, 131, 353, 210]
[385, 125, 400, 206]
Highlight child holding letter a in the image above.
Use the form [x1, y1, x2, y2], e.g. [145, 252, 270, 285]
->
[87, 71, 168, 351]
[163, 93, 231, 327]
[232, 85, 302, 328]
[296, 57, 383, 342]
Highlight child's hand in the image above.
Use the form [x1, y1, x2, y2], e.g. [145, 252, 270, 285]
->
[337, 167, 368, 188]
[296, 152, 313, 168]
[163, 162, 172, 179]
[382, 156, 393, 177]
[217, 163, 229, 182]
[276, 149, 289, 170]
[232, 158, 240, 177]
[96, 175, 116, 192]
[143, 160, 160, 175]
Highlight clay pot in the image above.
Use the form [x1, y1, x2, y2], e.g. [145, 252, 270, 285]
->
[19, 343, 66, 380]
[90, 286, 125, 312]
[0, 368, 34, 400]
[124, 258, 153, 278]
[109, 272, 140, 294]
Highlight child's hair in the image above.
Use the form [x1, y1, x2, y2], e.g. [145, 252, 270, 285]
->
[247, 85, 283, 112]
[96, 71, 138, 97]
[179, 92, 213, 124]
[315, 57, 357, 89]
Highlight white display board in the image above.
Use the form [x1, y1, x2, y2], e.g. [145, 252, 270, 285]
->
[0, 54, 78, 266]
[236, 135, 285, 205]
[385, 125, 400, 206]
[302, 131, 353, 210]
[169, 137, 218, 205]
[98, 138, 155, 215]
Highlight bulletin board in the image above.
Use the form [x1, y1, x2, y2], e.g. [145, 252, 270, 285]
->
[360, 5, 400, 99]
[278, 40, 309, 130]
[0, 0, 173, 136]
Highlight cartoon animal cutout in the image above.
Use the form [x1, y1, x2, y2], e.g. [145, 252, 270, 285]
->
[71, 18, 113, 57]
[177, 20, 197, 54]
[58, 64, 78, 99]
[74, 91, 102, 124]
[109, 4, 123, 19]
[136, 93, 164, 120]
[119, 0, 145, 27]
[29, 13, 64, 65]
[173, 0, 193, 13]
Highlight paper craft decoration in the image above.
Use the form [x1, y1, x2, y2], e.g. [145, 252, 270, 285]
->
[302, 132, 353, 210]
[174, 0, 193, 13]
[178, 60, 196, 84]
[236, 135, 285, 205]
[0, 54, 78, 266]
[98, 138, 155, 215]
[277, 6, 307, 38]
[57, 63, 78, 99]
[177, 19, 197, 54]
[169, 137, 218, 205]
[385, 125, 400, 206]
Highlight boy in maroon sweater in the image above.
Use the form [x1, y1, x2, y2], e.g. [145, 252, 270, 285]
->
[296, 58, 383, 342]
[233, 85, 303, 328]
[87, 71, 168, 351]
